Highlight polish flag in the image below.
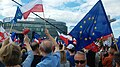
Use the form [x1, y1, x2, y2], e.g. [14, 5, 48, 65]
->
[85, 42, 99, 52]
[57, 31, 75, 45]
[57, 31, 69, 45]
[34, 38, 41, 44]
[0, 26, 9, 42]
[21, 0, 44, 19]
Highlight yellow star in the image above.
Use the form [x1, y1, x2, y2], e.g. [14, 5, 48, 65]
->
[92, 17, 94, 20]
[80, 26, 82, 28]
[80, 31, 82, 34]
[94, 27, 97, 30]
[94, 21, 96, 24]
[92, 33, 95, 35]
[84, 21, 86, 23]
[85, 38, 87, 40]
[88, 17, 91, 20]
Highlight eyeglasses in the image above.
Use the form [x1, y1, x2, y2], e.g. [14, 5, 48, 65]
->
[75, 60, 86, 64]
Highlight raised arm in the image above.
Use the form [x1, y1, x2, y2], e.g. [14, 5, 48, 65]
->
[45, 28, 59, 52]
[22, 35, 34, 67]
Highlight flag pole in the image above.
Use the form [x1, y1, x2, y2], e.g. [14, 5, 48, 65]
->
[100, 0, 119, 52]
[9, 23, 14, 33]
[12, 0, 66, 34]
[112, 34, 119, 52]
[41, 0, 47, 28]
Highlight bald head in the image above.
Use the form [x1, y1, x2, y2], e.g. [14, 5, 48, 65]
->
[40, 39, 53, 54]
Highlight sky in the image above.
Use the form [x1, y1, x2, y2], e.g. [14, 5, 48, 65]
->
[0, 0, 120, 38]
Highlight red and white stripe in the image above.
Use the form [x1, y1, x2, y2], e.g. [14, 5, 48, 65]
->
[0, 26, 9, 42]
[21, 0, 44, 19]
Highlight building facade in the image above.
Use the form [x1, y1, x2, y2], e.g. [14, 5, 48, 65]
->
[0, 18, 67, 39]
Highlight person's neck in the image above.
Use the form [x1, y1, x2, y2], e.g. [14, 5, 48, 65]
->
[70, 53, 75, 56]
[42, 52, 48, 57]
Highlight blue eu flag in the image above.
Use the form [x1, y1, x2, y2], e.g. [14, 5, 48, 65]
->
[11, 6, 22, 24]
[69, 0, 112, 51]
[117, 36, 120, 51]
[34, 33, 41, 40]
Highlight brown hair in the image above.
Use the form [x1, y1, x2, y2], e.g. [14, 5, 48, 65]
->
[31, 42, 39, 51]
[0, 42, 21, 66]
[60, 50, 67, 64]
[114, 52, 120, 65]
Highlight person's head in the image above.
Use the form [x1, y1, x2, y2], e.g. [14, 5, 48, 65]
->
[114, 52, 120, 67]
[60, 50, 67, 64]
[31, 42, 39, 51]
[74, 51, 87, 67]
[39, 39, 53, 56]
[109, 45, 117, 55]
[31, 42, 40, 55]
[0, 42, 21, 66]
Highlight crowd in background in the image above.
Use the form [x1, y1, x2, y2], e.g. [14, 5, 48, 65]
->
[0, 28, 120, 67]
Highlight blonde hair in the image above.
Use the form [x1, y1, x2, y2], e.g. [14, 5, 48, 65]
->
[0, 42, 21, 66]
[60, 50, 67, 64]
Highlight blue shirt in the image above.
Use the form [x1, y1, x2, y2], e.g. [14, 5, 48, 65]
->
[66, 51, 70, 58]
[67, 55, 75, 67]
[22, 50, 34, 67]
[36, 51, 60, 67]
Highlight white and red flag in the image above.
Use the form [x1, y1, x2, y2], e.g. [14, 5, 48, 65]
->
[57, 31, 76, 45]
[0, 26, 9, 42]
[21, 0, 44, 19]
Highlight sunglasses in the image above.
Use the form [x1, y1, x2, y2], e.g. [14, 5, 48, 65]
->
[75, 60, 86, 64]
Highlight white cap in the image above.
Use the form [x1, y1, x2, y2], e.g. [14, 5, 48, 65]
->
[66, 44, 75, 50]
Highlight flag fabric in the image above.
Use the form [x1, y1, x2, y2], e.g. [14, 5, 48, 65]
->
[22, 28, 30, 35]
[85, 42, 99, 52]
[0, 26, 9, 42]
[0, 32, 5, 42]
[57, 31, 76, 46]
[117, 36, 120, 51]
[69, 0, 112, 51]
[55, 36, 60, 45]
[14, 36, 20, 44]
[98, 34, 113, 41]
[21, 0, 44, 19]
[103, 36, 112, 46]
[32, 33, 42, 44]
[57, 31, 71, 45]
[59, 34, 69, 45]
[11, 6, 22, 24]
[11, 32, 16, 41]
[10, 32, 20, 44]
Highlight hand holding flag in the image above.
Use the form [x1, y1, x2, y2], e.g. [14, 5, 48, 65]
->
[22, 28, 30, 35]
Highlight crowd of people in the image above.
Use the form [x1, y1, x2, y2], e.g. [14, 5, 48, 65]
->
[0, 28, 120, 67]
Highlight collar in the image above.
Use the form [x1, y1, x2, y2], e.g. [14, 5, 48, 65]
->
[41, 52, 52, 61]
